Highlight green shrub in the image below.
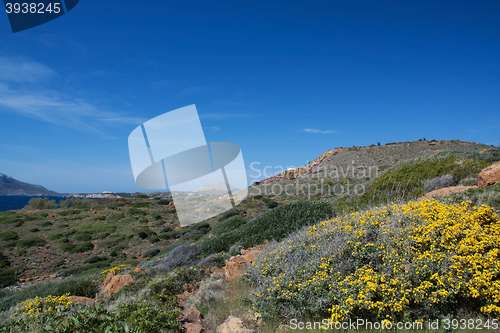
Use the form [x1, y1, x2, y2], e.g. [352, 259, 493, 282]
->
[0, 251, 9, 268]
[137, 231, 148, 239]
[143, 248, 160, 258]
[160, 226, 173, 233]
[54, 277, 100, 298]
[101, 233, 130, 249]
[0, 215, 23, 224]
[201, 199, 334, 256]
[37, 221, 53, 227]
[23, 214, 46, 221]
[29, 228, 40, 232]
[149, 236, 160, 243]
[59, 243, 76, 252]
[452, 158, 491, 183]
[24, 197, 58, 210]
[15, 249, 27, 256]
[116, 299, 183, 332]
[139, 217, 148, 223]
[188, 222, 211, 234]
[150, 266, 207, 296]
[2, 240, 16, 249]
[84, 255, 104, 264]
[0, 269, 15, 288]
[74, 232, 92, 241]
[18, 236, 47, 248]
[59, 197, 89, 208]
[0, 231, 19, 241]
[127, 208, 146, 215]
[48, 232, 66, 240]
[135, 194, 149, 199]
[72, 223, 117, 239]
[158, 231, 176, 240]
[265, 199, 278, 208]
[72, 242, 94, 253]
[58, 209, 80, 216]
[157, 199, 173, 205]
[209, 215, 246, 236]
[130, 202, 150, 208]
[219, 209, 239, 221]
[107, 213, 125, 222]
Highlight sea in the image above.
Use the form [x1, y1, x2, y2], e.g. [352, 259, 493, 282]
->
[0, 196, 67, 212]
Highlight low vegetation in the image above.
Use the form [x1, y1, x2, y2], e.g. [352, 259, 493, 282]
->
[0, 140, 498, 331]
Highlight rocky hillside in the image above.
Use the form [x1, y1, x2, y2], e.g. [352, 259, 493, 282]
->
[249, 139, 491, 199]
[0, 174, 59, 196]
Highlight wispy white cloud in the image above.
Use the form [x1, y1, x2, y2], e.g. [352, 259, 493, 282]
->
[300, 128, 337, 134]
[0, 56, 145, 133]
[0, 55, 56, 82]
[205, 126, 220, 132]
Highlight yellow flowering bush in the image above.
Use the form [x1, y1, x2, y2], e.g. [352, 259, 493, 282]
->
[15, 293, 75, 317]
[97, 264, 131, 282]
[245, 199, 500, 322]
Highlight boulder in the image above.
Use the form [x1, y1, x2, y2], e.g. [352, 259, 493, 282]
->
[68, 296, 95, 306]
[217, 316, 253, 333]
[101, 274, 134, 296]
[478, 161, 500, 188]
[184, 323, 205, 333]
[420, 185, 477, 200]
[180, 306, 202, 324]
[133, 267, 146, 274]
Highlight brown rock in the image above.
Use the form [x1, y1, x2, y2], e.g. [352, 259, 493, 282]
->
[133, 267, 145, 274]
[101, 274, 134, 296]
[180, 307, 202, 324]
[478, 161, 500, 188]
[103, 270, 116, 286]
[277, 325, 291, 332]
[241, 249, 262, 263]
[419, 185, 477, 200]
[217, 316, 254, 333]
[184, 322, 205, 333]
[69, 296, 95, 306]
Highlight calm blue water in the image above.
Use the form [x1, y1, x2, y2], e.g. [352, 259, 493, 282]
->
[0, 196, 67, 212]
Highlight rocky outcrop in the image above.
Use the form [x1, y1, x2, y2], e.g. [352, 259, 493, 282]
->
[180, 307, 204, 333]
[419, 185, 478, 200]
[101, 272, 134, 296]
[256, 148, 350, 184]
[69, 296, 96, 306]
[478, 161, 500, 188]
[211, 246, 264, 281]
[217, 316, 254, 333]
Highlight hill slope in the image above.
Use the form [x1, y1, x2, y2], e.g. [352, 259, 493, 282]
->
[0, 173, 59, 196]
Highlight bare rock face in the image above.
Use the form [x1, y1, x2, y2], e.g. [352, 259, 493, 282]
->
[101, 274, 134, 296]
[217, 316, 254, 333]
[180, 307, 202, 324]
[133, 267, 146, 274]
[180, 307, 204, 333]
[68, 296, 95, 306]
[212, 246, 264, 281]
[184, 322, 205, 333]
[478, 161, 500, 188]
[420, 185, 477, 200]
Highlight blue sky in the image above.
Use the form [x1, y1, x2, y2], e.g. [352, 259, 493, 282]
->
[0, 1, 499, 193]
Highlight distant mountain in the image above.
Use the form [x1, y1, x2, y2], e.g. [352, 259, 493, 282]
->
[0, 173, 60, 196]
